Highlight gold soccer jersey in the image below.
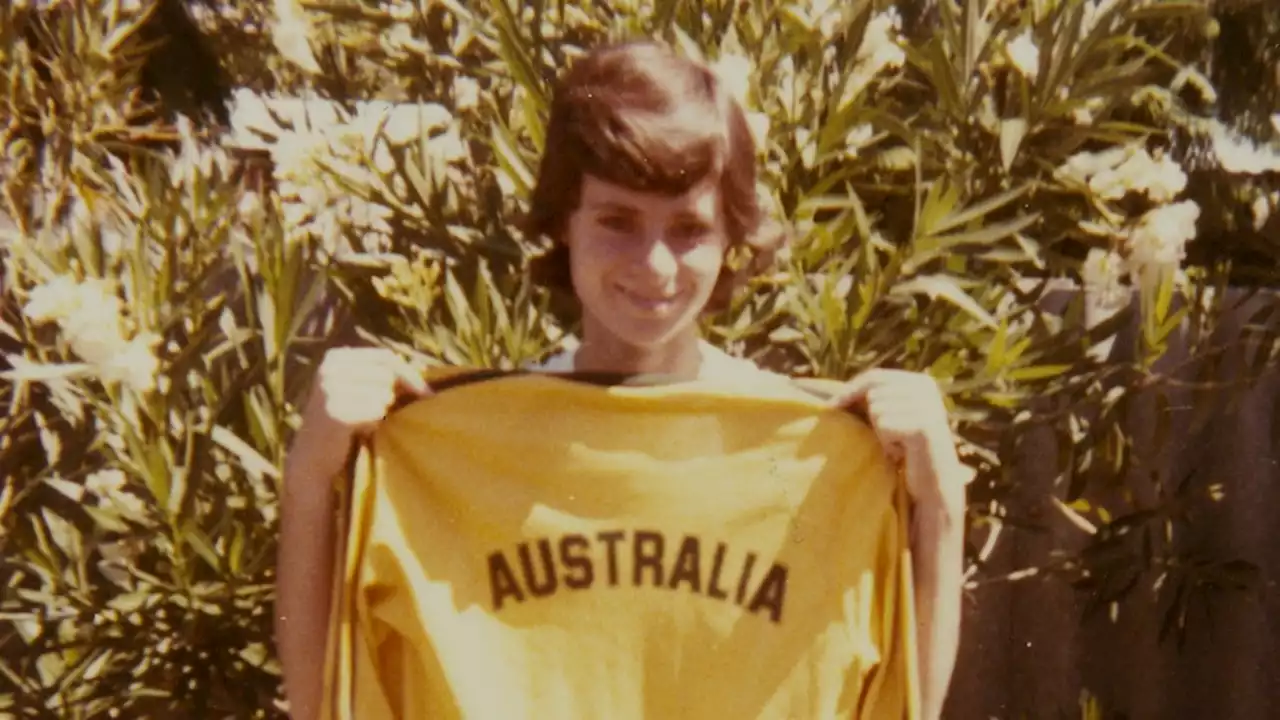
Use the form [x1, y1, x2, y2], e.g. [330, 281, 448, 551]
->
[321, 372, 919, 719]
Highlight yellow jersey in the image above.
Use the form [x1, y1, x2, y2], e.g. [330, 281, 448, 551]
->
[320, 371, 920, 720]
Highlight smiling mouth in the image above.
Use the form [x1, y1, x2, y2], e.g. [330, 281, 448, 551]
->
[614, 284, 679, 312]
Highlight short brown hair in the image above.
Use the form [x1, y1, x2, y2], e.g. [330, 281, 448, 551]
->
[524, 41, 784, 312]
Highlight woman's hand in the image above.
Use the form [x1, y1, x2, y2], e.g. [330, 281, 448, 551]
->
[296, 347, 431, 457]
[277, 347, 429, 720]
[830, 368, 968, 511]
[830, 368, 967, 720]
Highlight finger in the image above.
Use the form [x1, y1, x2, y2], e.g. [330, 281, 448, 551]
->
[392, 360, 429, 397]
[829, 370, 886, 408]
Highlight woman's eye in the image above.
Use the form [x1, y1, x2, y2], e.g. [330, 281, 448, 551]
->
[598, 215, 634, 233]
[671, 221, 712, 244]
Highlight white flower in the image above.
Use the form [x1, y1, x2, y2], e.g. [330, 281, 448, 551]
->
[62, 316, 126, 368]
[99, 332, 161, 394]
[1057, 146, 1129, 186]
[1082, 248, 1128, 309]
[269, 129, 330, 185]
[1101, 149, 1186, 203]
[28, 277, 124, 361]
[1006, 31, 1040, 81]
[22, 276, 159, 393]
[23, 275, 85, 324]
[271, 0, 322, 75]
[1058, 145, 1186, 203]
[1209, 121, 1280, 175]
[1125, 201, 1199, 278]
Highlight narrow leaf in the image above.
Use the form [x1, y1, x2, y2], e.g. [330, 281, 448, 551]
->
[891, 275, 998, 329]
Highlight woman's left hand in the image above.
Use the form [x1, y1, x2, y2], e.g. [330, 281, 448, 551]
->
[830, 369, 968, 512]
[834, 369, 966, 720]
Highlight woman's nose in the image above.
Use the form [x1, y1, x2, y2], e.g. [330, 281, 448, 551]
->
[639, 238, 678, 278]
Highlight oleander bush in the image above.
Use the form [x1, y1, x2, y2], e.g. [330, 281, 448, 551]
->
[2, 0, 1278, 715]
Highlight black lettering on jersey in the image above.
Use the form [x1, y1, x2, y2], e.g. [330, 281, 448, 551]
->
[668, 536, 702, 593]
[747, 564, 788, 624]
[707, 542, 730, 600]
[517, 540, 557, 598]
[632, 530, 665, 587]
[560, 534, 593, 590]
[488, 551, 525, 611]
[597, 530, 625, 587]
[485, 530, 789, 624]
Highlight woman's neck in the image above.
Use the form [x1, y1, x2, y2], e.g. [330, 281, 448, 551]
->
[572, 324, 704, 380]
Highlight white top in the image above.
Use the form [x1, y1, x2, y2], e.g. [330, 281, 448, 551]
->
[526, 339, 789, 387]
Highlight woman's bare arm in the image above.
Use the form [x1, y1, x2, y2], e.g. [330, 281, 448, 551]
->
[275, 417, 351, 720]
[274, 347, 428, 720]
[910, 461, 967, 720]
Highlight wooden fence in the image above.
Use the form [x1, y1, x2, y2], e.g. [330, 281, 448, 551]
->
[945, 286, 1280, 719]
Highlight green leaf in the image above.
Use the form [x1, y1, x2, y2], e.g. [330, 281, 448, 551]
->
[479, 0, 548, 106]
[917, 178, 962, 237]
[928, 185, 1034, 237]
[490, 120, 535, 200]
[1007, 364, 1073, 381]
[210, 426, 279, 482]
[0, 362, 93, 384]
[82, 505, 130, 534]
[908, 214, 1042, 272]
[891, 275, 998, 329]
[986, 318, 1007, 376]
[999, 118, 1029, 173]
[184, 525, 222, 573]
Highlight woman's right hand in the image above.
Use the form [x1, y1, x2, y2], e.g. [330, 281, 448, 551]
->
[298, 347, 431, 447]
[278, 347, 429, 720]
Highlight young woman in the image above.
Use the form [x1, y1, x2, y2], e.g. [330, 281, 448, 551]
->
[276, 41, 966, 720]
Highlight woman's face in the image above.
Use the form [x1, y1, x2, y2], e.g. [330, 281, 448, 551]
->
[564, 173, 728, 352]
